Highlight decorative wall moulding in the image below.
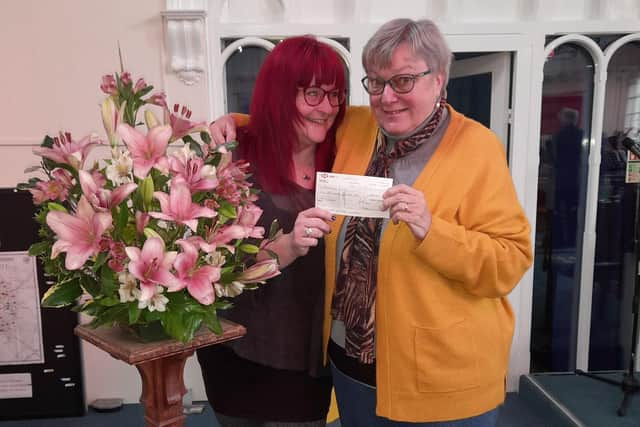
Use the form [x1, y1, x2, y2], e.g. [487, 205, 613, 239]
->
[162, 10, 207, 86]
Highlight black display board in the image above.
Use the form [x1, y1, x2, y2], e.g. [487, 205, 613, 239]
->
[0, 188, 84, 420]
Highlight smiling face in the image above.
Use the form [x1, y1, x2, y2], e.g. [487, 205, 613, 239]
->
[368, 42, 444, 136]
[294, 81, 340, 148]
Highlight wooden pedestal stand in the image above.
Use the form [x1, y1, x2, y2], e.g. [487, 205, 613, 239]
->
[75, 320, 245, 427]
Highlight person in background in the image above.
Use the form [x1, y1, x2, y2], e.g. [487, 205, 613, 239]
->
[210, 18, 532, 426]
[196, 35, 346, 427]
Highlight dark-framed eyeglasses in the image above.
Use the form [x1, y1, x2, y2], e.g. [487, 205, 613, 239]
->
[360, 70, 432, 95]
[300, 87, 346, 107]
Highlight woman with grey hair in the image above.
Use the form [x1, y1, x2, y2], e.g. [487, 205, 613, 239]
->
[210, 18, 531, 426]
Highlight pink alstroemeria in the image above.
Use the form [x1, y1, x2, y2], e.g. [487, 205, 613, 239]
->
[235, 259, 280, 284]
[215, 159, 256, 206]
[173, 240, 220, 305]
[117, 123, 172, 179]
[33, 132, 99, 170]
[167, 103, 209, 142]
[236, 205, 265, 239]
[169, 146, 218, 192]
[46, 196, 112, 270]
[149, 179, 216, 231]
[125, 237, 180, 302]
[28, 169, 74, 204]
[79, 170, 137, 211]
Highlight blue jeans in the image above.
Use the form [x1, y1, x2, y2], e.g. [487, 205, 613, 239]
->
[330, 362, 499, 427]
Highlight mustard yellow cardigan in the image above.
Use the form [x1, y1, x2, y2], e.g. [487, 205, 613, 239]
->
[323, 106, 532, 422]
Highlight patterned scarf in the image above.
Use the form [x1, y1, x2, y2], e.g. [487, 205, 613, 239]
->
[331, 98, 446, 364]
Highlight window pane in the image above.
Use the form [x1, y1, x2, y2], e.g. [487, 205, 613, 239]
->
[589, 41, 640, 371]
[224, 46, 269, 114]
[531, 43, 594, 372]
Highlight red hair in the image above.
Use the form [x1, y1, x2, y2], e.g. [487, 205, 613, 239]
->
[237, 36, 347, 194]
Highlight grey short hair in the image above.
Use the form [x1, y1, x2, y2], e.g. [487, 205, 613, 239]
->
[362, 18, 453, 89]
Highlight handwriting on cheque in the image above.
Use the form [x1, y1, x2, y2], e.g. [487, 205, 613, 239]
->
[315, 172, 393, 218]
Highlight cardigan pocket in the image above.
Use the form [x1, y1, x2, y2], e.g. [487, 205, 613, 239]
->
[414, 319, 491, 393]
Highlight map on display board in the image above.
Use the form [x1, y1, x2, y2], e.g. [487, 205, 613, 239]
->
[0, 251, 44, 366]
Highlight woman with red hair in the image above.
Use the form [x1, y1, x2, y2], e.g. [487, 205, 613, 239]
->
[196, 36, 346, 427]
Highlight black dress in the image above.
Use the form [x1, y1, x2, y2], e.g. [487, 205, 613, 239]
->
[196, 167, 331, 422]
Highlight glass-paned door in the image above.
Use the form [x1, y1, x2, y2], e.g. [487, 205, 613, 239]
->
[448, 52, 511, 154]
[589, 41, 640, 371]
[531, 43, 594, 372]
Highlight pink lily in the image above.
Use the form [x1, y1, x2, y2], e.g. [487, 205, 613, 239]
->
[117, 123, 172, 179]
[79, 170, 137, 211]
[173, 240, 219, 305]
[167, 103, 209, 141]
[135, 211, 150, 235]
[169, 146, 218, 192]
[235, 259, 280, 284]
[46, 196, 113, 270]
[149, 179, 216, 231]
[33, 132, 99, 170]
[125, 237, 180, 302]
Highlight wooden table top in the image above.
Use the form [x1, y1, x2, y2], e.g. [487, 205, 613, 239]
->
[75, 319, 246, 365]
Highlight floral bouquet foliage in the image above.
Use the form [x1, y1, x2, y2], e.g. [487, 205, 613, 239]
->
[19, 71, 280, 343]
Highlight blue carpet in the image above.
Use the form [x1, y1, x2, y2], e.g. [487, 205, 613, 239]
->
[0, 393, 541, 426]
[521, 372, 640, 427]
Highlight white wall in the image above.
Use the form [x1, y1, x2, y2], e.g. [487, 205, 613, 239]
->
[0, 0, 209, 405]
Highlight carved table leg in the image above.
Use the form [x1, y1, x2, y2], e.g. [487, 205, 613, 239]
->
[135, 350, 194, 427]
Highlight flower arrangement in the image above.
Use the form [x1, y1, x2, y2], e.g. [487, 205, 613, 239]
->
[19, 71, 280, 343]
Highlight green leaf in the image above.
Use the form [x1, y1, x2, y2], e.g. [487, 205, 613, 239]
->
[41, 279, 82, 307]
[91, 252, 108, 273]
[217, 200, 236, 219]
[200, 132, 211, 144]
[161, 309, 188, 342]
[268, 219, 280, 240]
[136, 85, 154, 97]
[220, 140, 238, 151]
[28, 241, 49, 257]
[97, 296, 121, 306]
[78, 300, 103, 316]
[89, 304, 129, 328]
[188, 140, 203, 157]
[47, 202, 67, 212]
[100, 266, 118, 296]
[239, 243, 259, 254]
[183, 313, 203, 342]
[128, 303, 142, 324]
[80, 275, 101, 298]
[121, 225, 137, 244]
[115, 205, 129, 233]
[41, 135, 54, 148]
[203, 310, 222, 335]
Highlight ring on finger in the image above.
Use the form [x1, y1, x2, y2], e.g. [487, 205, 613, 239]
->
[304, 227, 313, 237]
